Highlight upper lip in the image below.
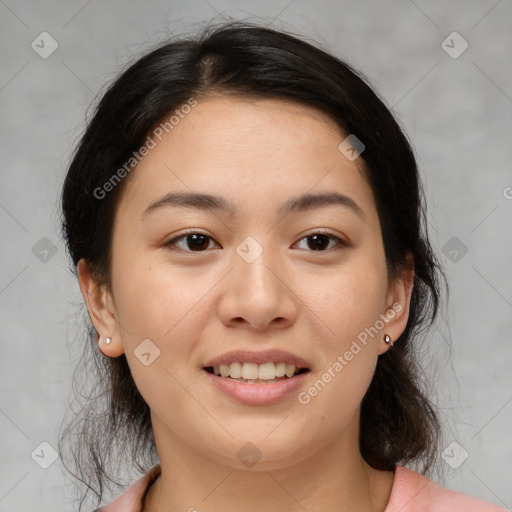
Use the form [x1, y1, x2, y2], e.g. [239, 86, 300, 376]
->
[203, 349, 311, 369]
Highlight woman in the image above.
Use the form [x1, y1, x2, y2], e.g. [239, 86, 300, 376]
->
[58, 21, 507, 512]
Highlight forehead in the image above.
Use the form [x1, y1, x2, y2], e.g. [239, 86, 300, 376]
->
[115, 96, 375, 221]
[154, 95, 346, 161]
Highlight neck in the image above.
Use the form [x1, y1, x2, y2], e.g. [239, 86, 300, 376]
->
[143, 413, 394, 512]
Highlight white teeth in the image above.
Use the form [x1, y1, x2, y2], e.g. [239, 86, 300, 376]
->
[219, 364, 230, 378]
[258, 362, 275, 380]
[242, 362, 259, 380]
[285, 364, 296, 378]
[229, 362, 242, 379]
[211, 362, 303, 380]
[275, 362, 286, 377]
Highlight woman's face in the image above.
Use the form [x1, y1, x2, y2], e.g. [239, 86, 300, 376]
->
[85, 95, 411, 470]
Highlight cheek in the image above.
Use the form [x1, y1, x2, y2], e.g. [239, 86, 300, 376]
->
[110, 247, 199, 336]
[302, 258, 387, 344]
[297, 270, 385, 433]
[109, 250, 208, 405]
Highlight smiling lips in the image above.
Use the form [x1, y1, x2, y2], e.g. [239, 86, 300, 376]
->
[203, 348, 311, 369]
[203, 349, 311, 384]
[206, 361, 307, 382]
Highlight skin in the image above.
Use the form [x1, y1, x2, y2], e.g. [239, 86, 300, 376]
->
[78, 95, 414, 512]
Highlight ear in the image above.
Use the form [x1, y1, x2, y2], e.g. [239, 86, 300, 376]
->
[77, 258, 125, 357]
[378, 255, 415, 355]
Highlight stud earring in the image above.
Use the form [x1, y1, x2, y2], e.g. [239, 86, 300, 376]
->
[384, 334, 392, 345]
[105, 337, 112, 344]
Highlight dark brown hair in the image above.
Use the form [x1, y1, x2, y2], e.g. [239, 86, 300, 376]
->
[58, 20, 446, 511]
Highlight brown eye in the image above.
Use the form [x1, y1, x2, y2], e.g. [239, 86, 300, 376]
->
[294, 232, 346, 252]
[165, 230, 346, 253]
[166, 232, 217, 252]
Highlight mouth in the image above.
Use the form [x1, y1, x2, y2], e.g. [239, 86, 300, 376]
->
[203, 364, 311, 384]
[202, 356, 312, 404]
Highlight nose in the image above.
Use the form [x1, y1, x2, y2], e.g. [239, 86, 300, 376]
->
[216, 242, 299, 331]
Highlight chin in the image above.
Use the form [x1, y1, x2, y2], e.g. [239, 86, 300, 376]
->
[202, 433, 320, 472]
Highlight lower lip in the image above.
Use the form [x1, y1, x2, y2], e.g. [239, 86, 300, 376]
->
[202, 369, 310, 405]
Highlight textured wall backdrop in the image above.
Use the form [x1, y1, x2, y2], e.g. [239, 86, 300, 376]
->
[0, 1, 511, 511]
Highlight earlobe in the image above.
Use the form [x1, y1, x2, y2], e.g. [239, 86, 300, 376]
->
[379, 261, 415, 355]
[77, 258, 125, 357]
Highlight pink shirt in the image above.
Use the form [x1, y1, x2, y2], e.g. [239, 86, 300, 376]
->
[93, 463, 507, 511]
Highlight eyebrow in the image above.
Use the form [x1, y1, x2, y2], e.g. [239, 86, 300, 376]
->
[142, 190, 365, 220]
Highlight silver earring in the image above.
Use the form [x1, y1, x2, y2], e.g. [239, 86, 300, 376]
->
[105, 337, 112, 344]
[384, 334, 392, 345]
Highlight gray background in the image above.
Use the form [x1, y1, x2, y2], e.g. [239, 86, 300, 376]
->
[1, 1, 511, 511]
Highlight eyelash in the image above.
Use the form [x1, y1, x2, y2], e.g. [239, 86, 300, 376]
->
[165, 229, 347, 253]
